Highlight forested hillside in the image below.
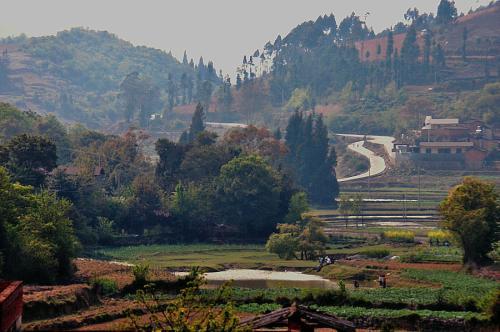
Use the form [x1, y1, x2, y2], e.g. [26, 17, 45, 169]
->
[0, 28, 220, 130]
[224, 0, 500, 135]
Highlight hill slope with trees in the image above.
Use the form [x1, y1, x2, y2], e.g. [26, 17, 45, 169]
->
[0, 28, 220, 130]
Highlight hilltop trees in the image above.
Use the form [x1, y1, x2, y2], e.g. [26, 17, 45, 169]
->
[285, 111, 339, 204]
[439, 177, 500, 266]
[119, 72, 161, 126]
[437, 0, 458, 24]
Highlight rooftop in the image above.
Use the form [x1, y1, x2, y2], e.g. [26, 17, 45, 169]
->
[424, 116, 459, 125]
[419, 141, 474, 147]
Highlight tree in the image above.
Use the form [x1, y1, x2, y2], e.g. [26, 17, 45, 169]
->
[284, 192, 309, 224]
[338, 194, 353, 228]
[437, 0, 458, 24]
[0, 168, 80, 284]
[266, 224, 301, 259]
[180, 144, 233, 183]
[13, 191, 80, 282]
[400, 26, 420, 84]
[439, 177, 500, 266]
[214, 155, 282, 237]
[1, 134, 57, 187]
[119, 72, 143, 122]
[125, 175, 166, 233]
[298, 215, 328, 260]
[155, 138, 186, 191]
[189, 103, 205, 142]
[462, 27, 468, 62]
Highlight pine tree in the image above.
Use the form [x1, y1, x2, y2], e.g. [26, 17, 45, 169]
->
[273, 128, 282, 140]
[423, 31, 432, 73]
[462, 27, 468, 62]
[179, 131, 189, 145]
[385, 31, 394, 82]
[182, 51, 188, 65]
[285, 111, 304, 163]
[437, 0, 458, 24]
[189, 103, 205, 142]
[401, 26, 420, 84]
[236, 73, 242, 90]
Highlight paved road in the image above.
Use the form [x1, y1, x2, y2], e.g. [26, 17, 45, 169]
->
[336, 134, 395, 183]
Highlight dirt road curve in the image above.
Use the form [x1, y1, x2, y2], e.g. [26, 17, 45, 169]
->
[336, 134, 395, 183]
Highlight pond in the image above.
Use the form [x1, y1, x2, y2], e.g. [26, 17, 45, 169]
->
[177, 269, 336, 289]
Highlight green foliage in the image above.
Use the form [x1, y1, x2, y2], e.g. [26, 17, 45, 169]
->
[437, 0, 458, 24]
[316, 306, 486, 321]
[284, 192, 309, 224]
[90, 277, 119, 296]
[479, 289, 500, 323]
[266, 215, 328, 261]
[1, 134, 57, 187]
[360, 248, 391, 259]
[488, 241, 500, 263]
[95, 217, 116, 245]
[0, 167, 80, 283]
[285, 88, 314, 111]
[439, 177, 500, 266]
[285, 112, 338, 204]
[132, 264, 150, 287]
[402, 269, 499, 307]
[188, 103, 206, 142]
[215, 154, 282, 237]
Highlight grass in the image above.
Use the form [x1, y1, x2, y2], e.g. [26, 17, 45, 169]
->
[96, 244, 317, 270]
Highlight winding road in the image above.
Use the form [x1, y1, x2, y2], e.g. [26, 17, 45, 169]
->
[336, 134, 395, 183]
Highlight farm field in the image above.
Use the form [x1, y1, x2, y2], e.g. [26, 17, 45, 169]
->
[94, 244, 318, 270]
[23, 172, 500, 331]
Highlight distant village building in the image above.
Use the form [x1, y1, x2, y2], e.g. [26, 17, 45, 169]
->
[394, 116, 499, 170]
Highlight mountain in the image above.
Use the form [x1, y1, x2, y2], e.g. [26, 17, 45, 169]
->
[0, 28, 219, 130]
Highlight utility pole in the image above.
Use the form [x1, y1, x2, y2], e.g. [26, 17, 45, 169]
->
[404, 192, 407, 222]
[417, 162, 421, 211]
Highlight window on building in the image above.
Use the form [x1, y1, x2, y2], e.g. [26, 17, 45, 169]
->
[425, 148, 432, 154]
[438, 148, 451, 154]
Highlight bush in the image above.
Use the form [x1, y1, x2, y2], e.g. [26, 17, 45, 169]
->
[90, 278, 118, 296]
[480, 289, 500, 323]
[132, 264, 150, 286]
[361, 248, 391, 259]
[427, 230, 453, 245]
[382, 230, 415, 243]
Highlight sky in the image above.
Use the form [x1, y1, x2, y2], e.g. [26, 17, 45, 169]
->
[0, 0, 489, 77]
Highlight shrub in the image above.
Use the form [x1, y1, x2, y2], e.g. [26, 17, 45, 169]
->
[487, 241, 500, 263]
[479, 289, 500, 323]
[427, 230, 453, 245]
[90, 278, 118, 296]
[132, 264, 150, 286]
[382, 230, 415, 243]
[361, 248, 391, 259]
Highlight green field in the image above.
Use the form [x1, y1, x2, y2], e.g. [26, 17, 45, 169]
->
[96, 244, 317, 270]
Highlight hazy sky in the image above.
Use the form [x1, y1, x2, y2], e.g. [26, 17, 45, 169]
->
[0, 0, 488, 76]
